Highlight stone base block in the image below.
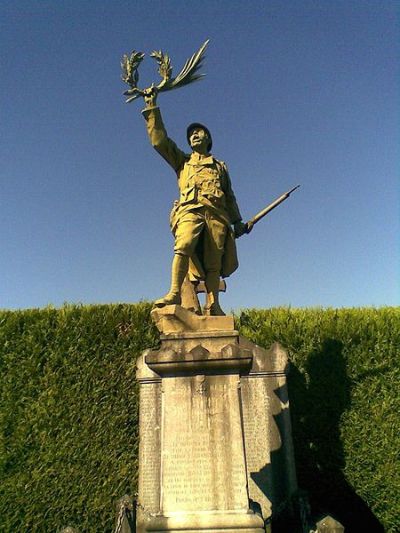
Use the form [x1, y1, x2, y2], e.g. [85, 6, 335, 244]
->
[137, 306, 297, 531]
[143, 510, 265, 532]
[151, 305, 234, 334]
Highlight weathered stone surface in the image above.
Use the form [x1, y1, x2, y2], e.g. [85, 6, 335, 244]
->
[151, 305, 234, 334]
[239, 338, 290, 374]
[145, 343, 252, 375]
[189, 344, 210, 359]
[159, 329, 240, 356]
[137, 347, 264, 531]
[316, 515, 345, 532]
[143, 512, 267, 531]
[161, 375, 248, 513]
[240, 340, 297, 519]
[220, 342, 241, 357]
[136, 307, 296, 532]
[136, 358, 162, 530]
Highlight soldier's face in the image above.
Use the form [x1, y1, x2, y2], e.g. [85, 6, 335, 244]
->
[189, 128, 209, 152]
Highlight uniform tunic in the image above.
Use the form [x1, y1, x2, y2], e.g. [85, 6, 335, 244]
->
[142, 106, 242, 280]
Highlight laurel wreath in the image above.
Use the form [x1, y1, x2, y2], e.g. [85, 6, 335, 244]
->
[121, 40, 209, 103]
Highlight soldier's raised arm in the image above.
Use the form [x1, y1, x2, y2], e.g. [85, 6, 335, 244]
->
[141, 87, 186, 172]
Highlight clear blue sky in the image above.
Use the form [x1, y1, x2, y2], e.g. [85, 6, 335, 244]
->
[1, 0, 398, 310]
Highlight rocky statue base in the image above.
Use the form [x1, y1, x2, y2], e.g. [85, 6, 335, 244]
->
[136, 306, 297, 532]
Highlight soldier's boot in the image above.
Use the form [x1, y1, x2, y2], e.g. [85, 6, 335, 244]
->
[203, 271, 226, 316]
[154, 253, 189, 307]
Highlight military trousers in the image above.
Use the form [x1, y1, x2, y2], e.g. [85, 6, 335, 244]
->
[173, 207, 227, 272]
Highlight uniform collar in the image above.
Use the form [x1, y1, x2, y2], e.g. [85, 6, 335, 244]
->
[189, 152, 214, 165]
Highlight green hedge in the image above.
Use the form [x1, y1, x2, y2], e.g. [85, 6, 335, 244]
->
[0, 303, 158, 532]
[239, 307, 399, 532]
[0, 305, 398, 532]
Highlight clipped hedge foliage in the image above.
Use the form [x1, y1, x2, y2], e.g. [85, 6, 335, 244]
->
[0, 303, 158, 532]
[239, 307, 400, 533]
[0, 305, 398, 532]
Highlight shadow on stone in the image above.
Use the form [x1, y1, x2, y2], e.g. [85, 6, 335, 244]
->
[250, 397, 303, 532]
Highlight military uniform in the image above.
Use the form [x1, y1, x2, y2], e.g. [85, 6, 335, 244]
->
[142, 106, 242, 283]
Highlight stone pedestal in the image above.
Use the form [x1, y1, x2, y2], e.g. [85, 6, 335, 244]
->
[136, 306, 297, 532]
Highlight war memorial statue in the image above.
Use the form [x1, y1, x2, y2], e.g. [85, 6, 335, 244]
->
[122, 41, 304, 533]
[122, 40, 298, 317]
[141, 86, 248, 316]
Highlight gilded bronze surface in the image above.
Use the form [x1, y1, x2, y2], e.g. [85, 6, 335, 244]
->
[122, 41, 298, 316]
[121, 40, 209, 103]
[141, 91, 246, 316]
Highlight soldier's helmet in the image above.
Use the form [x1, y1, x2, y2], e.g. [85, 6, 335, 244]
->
[187, 122, 212, 152]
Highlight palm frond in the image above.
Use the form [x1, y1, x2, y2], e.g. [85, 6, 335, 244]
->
[159, 40, 209, 92]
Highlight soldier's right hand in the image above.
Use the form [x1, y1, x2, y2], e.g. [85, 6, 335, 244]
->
[234, 221, 249, 238]
[143, 85, 158, 108]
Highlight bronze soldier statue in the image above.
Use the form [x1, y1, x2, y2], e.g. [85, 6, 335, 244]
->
[122, 41, 298, 316]
[141, 87, 248, 316]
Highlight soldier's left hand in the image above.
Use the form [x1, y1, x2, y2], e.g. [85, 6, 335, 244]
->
[234, 221, 249, 238]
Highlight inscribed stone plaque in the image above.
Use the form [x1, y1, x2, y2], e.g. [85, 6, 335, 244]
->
[241, 376, 274, 519]
[137, 381, 162, 514]
[241, 373, 297, 519]
[161, 374, 249, 513]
